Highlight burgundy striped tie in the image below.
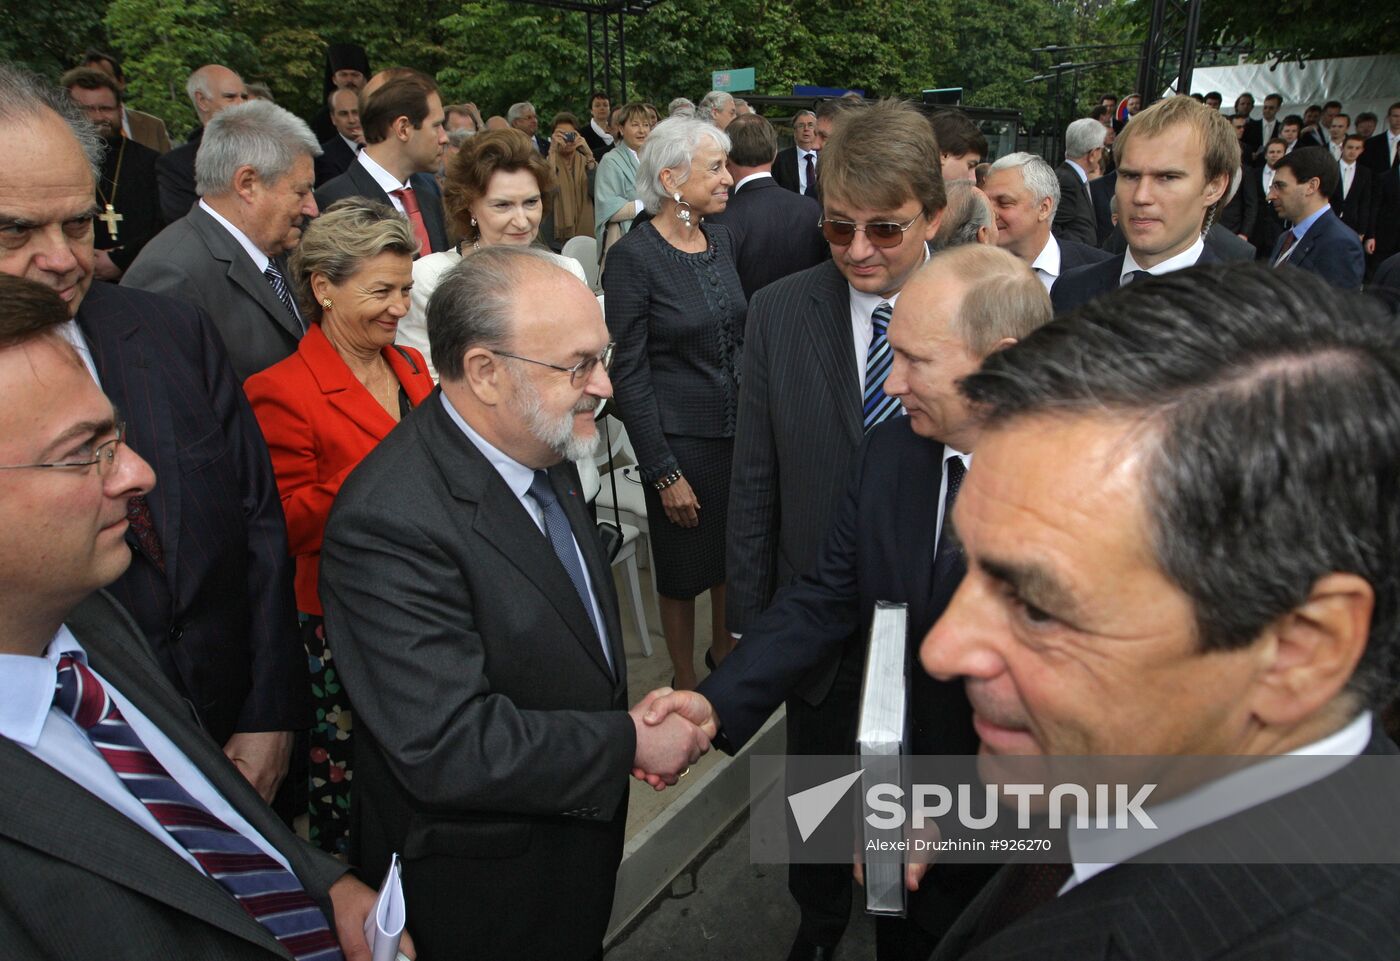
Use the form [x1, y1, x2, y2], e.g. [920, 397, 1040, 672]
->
[53, 654, 344, 961]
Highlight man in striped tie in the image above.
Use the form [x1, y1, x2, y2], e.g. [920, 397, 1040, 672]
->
[0, 275, 409, 960]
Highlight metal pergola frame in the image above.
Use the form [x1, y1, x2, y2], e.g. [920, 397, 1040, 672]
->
[506, 0, 668, 104]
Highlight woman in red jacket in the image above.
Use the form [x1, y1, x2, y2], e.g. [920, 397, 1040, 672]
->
[245, 198, 434, 854]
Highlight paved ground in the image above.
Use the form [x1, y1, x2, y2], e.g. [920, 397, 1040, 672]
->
[606, 813, 878, 961]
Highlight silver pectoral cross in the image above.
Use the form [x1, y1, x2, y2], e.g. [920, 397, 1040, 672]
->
[98, 204, 123, 240]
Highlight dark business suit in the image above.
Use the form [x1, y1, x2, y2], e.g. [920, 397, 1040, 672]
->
[0, 591, 343, 959]
[1241, 116, 1264, 158]
[76, 281, 303, 745]
[929, 730, 1400, 961]
[1370, 166, 1400, 264]
[1219, 165, 1260, 241]
[1254, 117, 1282, 161]
[723, 256, 872, 948]
[1089, 170, 1115, 246]
[1052, 243, 1223, 313]
[1332, 163, 1375, 240]
[1361, 131, 1397, 174]
[706, 418, 990, 949]
[1052, 162, 1097, 246]
[96, 134, 164, 273]
[313, 134, 358, 187]
[1271, 207, 1365, 289]
[1251, 165, 1287, 258]
[706, 174, 827, 298]
[772, 145, 802, 193]
[1371, 251, 1400, 292]
[155, 127, 201, 223]
[320, 391, 633, 961]
[1057, 236, 1113, 272]
[315, 160, 448, 254]
[121, 203, 304, 380]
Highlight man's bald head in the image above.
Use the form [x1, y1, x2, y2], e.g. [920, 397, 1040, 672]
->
[186, 64, 248, 125]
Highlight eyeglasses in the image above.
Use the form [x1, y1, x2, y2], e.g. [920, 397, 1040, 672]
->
[818, 213, 923, 248]
[0, 422, 126, 477]
[492, 343, 615, 387]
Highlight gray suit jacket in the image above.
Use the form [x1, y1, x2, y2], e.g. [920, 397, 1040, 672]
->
[320, 390, 634, 958]
[0, 591, 345, 959]
[725, 258, 865, 705]
[121, 204, 303, 380]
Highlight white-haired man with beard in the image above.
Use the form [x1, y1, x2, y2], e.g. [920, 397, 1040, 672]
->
[318, 246, 711, 961]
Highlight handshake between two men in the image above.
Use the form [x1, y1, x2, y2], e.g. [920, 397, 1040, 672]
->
[629, 688, 719, 788]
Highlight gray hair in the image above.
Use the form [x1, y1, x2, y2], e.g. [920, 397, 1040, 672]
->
[1064, 116, 1108, 159]
[696, 90, 734, 124]
[185, 64, 237, 115]
[636, 117, 731, 214]
[932, 180, 994, 251]
[196, 100, 321, 196]
[446, 127, 476, 149]
[989, 151, 1061, 214]
[288, 198, 418, 323]
[794, 109, 816, 122]
[507, 102, 536, 123]
[0, 64, 101, 180]
[428, 245, 567, 382]
[668, 97, 696, 118]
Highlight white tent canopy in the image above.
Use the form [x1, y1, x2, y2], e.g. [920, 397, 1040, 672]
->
[1179, 54, 1400, 125]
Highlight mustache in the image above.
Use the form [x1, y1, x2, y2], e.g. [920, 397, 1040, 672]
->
[573, 396, 600, 415]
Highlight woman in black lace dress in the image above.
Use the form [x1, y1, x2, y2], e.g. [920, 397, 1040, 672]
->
[603, 116, 746, 690]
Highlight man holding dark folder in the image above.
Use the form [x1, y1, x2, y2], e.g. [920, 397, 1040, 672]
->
[638, 244, 1053, 959]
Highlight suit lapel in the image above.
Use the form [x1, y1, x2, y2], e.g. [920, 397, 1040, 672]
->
[301, 326, 399, 440]
[803, 263, 862, 444]
[421, 400, 619, 680]
[188, 207, 303, 341]
[77, 285, 183, 588]
[899, 439, 944, 628]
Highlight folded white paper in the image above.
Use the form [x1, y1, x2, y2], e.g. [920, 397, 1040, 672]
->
[364, 853, 406, 961]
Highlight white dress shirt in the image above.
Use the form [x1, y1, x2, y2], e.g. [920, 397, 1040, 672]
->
[797, 148, 819, 195]
[1388, 130, 1400, 166]
[1119, 235, 1205, 285]
[0, 628, 294, 877]
[1029, 234, 1062, 292]
[848, 246, 931, 395]
[357, 150, 412, 214]
[734, 171, 772, 193]
[1329, 139, 1344, 162]
[1340, 160, 1356, 199]
[438, 393, 613, 671]
[58, 319, 102, 385]
[1063, 711, 1373, 894]
[1261, 164, 1276, 195]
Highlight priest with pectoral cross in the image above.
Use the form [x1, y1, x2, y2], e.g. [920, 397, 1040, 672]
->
[62, 68, 165, 281]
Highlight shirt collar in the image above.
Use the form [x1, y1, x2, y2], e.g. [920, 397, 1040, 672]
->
[1030, 233, 1062, 279]
[798, 146, 818, 161]
[1065, 159, 1089, 184]
[1121, 235, 1205, 282]
[0, 626, 85, 748]
[734, 171, 772, 191]
[1290, 202, 1332, 240]
[847, 245, 932, 322]
[438, 393, 537, 502]
[357, 149, 410, 193]
[1067, 711, 1373, 891]
[340, 133, 362, 153]
[198, 199, 269, 272]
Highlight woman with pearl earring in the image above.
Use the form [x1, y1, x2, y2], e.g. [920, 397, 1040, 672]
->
[603, 116, 747, 690]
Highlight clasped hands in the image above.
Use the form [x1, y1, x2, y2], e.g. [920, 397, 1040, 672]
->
[628, 688, 720, 791]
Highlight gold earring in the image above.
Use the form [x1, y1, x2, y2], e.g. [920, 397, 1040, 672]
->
[321, 298, 333, 310]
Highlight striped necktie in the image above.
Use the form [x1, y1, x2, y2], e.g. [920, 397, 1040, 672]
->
[264, 262, 305, 332]
[863, 302, 901, 431]
[53, 654, 344, 961]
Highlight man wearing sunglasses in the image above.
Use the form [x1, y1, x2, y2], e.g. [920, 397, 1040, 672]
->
[0, 65, 303, 813]
[319, 247, 710, 961]
[724, 97, 944, 961]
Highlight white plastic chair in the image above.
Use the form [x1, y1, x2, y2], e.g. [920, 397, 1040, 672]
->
[561, 235, 601, 292]
[580, 426, 653, 657]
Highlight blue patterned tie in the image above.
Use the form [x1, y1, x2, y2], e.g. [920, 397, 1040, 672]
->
[863, 302, 901, 431]
[264, 262, 305, 332]
[53, 654, 343, 961]
[527, 470, 614, 675]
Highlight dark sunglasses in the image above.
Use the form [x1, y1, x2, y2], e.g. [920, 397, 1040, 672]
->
[818, 212, 923, 248]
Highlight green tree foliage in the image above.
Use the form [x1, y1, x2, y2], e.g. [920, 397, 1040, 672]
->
[1, 0, 109, 78]
[1200, 0, 1400, 62]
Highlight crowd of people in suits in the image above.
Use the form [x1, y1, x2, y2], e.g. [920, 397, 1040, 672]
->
[3, 37, 1400, 961]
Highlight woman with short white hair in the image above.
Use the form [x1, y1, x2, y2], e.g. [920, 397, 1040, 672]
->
[603, 117, 746, 689]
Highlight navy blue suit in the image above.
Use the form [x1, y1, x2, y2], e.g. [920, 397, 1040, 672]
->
[701, 417, 989, 942]
[314, 162, 448, 254]
[1271, 207, 1365, 290]
[1052, 244, 1222, 314]
[1057, 237, 1113, 272]
[76, 281, 304, 745]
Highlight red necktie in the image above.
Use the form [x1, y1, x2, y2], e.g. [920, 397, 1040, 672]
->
[126, 494, 165, 572]
[53, 654, 343, 960]
[391, 185, 433, 255]
[1274, 230, 1297, 266]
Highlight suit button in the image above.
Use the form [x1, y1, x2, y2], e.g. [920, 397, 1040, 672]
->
[169, 626, 183, 641]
